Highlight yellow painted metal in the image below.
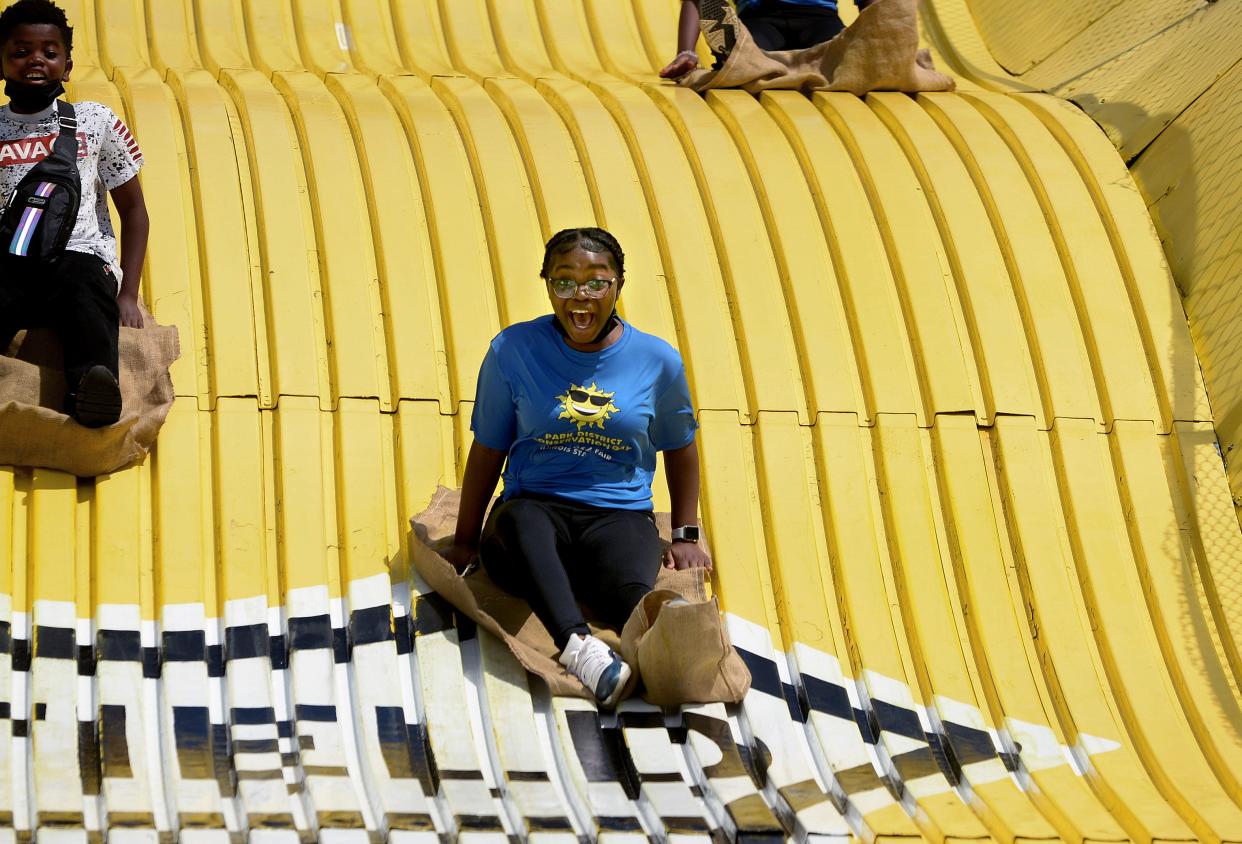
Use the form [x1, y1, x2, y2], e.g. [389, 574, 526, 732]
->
[291, 0, 357, 77]
[382, 75, 503, 412]
[1019, 94, 1212, 428]
[932, 417, 1124, 840]
[1051, 419, 1242, 837]
[932, 0, 1242, 515]
[533, 0, 612, 79]
[868, 93, 1038, 426]
[965, 0, 1121, 76]
[696, 410, 782, 644]
[432, 75, 548, 329]
[438, 0, 514, 81]
[752, 413, 916, 836]
[1011, 0, 1200, 91]
[650, 85, 809, 420]
[240, 2, 302, 75]
[916, 93, 1102, 427]
[761, 93, 920, 423]
[113, 66, 209, 404]
[574, 81, 750, 418]
[2, 0, 1241, 840]
[964, 92, 1163, 429]
[166, 67, 267, 405]
[720, 92, 868, 420]
[916, 0, 1033, 93]
[147, 0, 203, 73]
[272, 396, 342, 598]
[192, 0, 252, 75]
[816, 94, 979, 424]
[221, 68, 328, 406]
[1132, 62, 1242, 497]
[274, 70, 392, 409]
[388, 0, 458, 79]
[1049, 1, 1242, 162]
[485, 0, 561, 82]
[94, 0, 150, 73]
[342, 0, 404, 78]
[329, 74, 453, 409]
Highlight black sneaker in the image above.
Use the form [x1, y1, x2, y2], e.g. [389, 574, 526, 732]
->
[68, 365, 122, 428]
[699, 0, 738, 67]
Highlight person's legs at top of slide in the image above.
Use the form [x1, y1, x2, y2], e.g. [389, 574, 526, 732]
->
[737, 0, 850, 51]
[745, 4, 847, 50]
[660, 0, 866, 78]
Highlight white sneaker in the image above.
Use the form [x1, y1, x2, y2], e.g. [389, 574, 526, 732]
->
[559, 633, 631, 708]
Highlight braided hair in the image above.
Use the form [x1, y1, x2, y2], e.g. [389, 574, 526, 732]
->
[0, 0, 74, 55]
[540, 227, 626, 279]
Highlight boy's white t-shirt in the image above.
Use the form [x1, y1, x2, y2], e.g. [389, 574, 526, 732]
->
[0, 100, 143, 291]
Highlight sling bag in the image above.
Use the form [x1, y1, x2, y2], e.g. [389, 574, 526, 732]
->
[0, 100, 80, 261]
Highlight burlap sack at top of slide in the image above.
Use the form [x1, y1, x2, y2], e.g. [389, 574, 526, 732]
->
[0, 304, 179, 477]
[410, 486, 751, 705]
[675, 0, 955, 94]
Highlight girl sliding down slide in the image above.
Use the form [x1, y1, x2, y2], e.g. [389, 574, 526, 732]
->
[446, 228, 711, 707]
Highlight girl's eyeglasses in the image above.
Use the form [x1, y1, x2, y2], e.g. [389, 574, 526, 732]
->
[546, 277, 616, 299]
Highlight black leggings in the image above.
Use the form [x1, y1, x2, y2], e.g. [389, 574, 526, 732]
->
[0, 250, 120, 386]
[480, 494, 661, 650]
[741, 7, 845, 51]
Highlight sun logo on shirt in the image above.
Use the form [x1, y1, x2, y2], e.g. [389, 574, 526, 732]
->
[557, 382, 619, 430]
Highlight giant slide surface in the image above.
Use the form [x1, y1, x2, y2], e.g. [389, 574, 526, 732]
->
[2, 1, 1241, 842]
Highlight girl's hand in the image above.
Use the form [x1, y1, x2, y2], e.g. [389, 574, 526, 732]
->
[443, 542, 479, 575]
[663, 541, 712, 571]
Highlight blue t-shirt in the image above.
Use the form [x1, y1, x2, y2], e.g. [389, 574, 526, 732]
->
[470, 316, 697, 511]
[736, 0, 839, 14]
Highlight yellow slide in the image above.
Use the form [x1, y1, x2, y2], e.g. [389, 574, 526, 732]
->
[2, 0, 1241, 841]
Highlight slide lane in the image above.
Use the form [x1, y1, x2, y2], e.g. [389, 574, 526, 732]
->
[930, 418, 1125, 841]
[220, 67, 330, 408]
[326, 74, 452, 410]
[707, 91, 866, 421]
[111, 66, 211, 407]
[751, 412, 918, 840]
[272, 72, 392, 409]
[647, 85, 813, 423]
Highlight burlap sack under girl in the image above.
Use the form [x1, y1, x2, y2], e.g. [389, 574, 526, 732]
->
[0, 304, 179, 476]
[410, 486, 751, 705]
[674, 0, 955, 94]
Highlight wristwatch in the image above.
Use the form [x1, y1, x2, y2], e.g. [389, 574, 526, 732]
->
[671, 525, 700, 544]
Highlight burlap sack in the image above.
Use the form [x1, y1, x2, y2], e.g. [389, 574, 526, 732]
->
[674, 0, 955, 94]
[0, 304, 179, 476]
[410, 486, 750, 705]
[620, 589, 750, 706]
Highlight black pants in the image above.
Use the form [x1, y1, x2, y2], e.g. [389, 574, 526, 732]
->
[480, 494, 661, 650]
[0, 250, 119, 387]
[742, 6, 845, 51]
